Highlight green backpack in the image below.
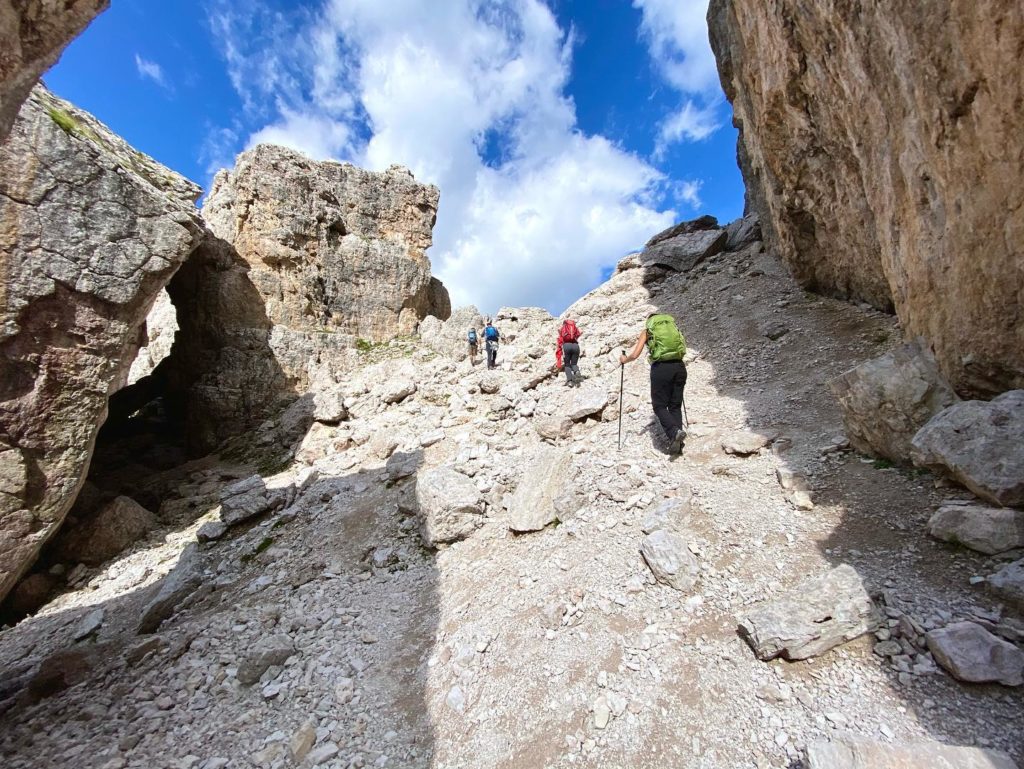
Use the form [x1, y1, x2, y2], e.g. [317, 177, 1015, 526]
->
[645, 314, 686, 362]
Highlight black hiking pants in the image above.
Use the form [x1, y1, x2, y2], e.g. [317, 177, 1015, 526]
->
[650, 360, 687, 438]
[561, 342, 580, 383]
[486, 340, 498, 369]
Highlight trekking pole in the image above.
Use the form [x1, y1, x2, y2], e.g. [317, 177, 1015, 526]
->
[681, 389, 689, 429]
[617, 351, 625, 451]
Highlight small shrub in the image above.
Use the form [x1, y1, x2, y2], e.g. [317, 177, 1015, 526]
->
[872, 458, 894, 470]
[254, 536, 274, 555]
[46, 106, 79, 135]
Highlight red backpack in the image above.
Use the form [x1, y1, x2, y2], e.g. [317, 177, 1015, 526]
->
[561, 320, 580, 342]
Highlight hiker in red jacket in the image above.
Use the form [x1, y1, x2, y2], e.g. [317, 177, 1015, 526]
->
[555, 318, 583, 387]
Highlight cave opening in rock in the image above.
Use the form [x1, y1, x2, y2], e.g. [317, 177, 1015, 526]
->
[1, 236, 300, 622]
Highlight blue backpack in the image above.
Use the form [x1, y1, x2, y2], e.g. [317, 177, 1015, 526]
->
[468, 329, 477, 343]
[484, 325, 499, 341]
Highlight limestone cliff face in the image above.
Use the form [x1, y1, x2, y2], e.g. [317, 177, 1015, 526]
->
[125, 146, 452, 455]
[203, 145, 449, 352]
[0, 86, 203, 602]
[708, 0, 1024, 396]
[0, 0, 109, 144]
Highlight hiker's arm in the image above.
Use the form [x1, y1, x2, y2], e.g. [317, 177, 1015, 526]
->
[619, 330, 647, 364]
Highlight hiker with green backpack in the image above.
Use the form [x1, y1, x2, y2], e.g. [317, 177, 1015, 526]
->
[619, 313, 688, 453]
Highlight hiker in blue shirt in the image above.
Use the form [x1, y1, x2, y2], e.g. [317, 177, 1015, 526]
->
[483, 319, 500, 370]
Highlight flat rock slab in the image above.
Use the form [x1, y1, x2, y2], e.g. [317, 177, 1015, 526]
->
[925, 621, 1024, 686]
[640, 529, 700, 591]
[507, 448, 578, 532]
[137, 544, 204, 634]
[237, 634, 295, 685]
[568, 390, 609, 422]
[928, 502, 1024, 555]
[638, 228, 727, 273]
[415, 467, 482, 546]
[911, 390, 1024, 507]
[722, 430, 776, 456]
[534, 416, 573, 442]
[805, 733, 1018, 769]
[641, 492, 694, 534]
[988, 559, 1024, 613]
[219, 474, 296, 527]
[737, 564, 879, 661]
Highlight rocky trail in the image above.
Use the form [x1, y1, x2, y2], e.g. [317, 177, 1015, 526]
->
[1, 226, 1020, 769]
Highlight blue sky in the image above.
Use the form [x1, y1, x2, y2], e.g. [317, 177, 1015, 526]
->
[44, 0, 743, 314]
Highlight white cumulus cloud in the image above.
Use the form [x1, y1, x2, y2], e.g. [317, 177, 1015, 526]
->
[633, 0, 726, 152]
[207, 0, 692, 314]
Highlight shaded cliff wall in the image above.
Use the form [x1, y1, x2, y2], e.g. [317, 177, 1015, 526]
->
[708, 0, 1024, 395]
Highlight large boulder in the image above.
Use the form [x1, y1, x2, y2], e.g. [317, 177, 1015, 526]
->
[804, 733, 1018, 769]
[723, 213, 761, 251]
[737, 564, 879, 661]
[507, 449, 579, 532]
[708, 0, 1024, 395]
[988, 559, 1024, 613]
[415, 467, 483, 546]
[635, 217, 727, 273]
[236, 634, 295, 685]
[830, 341, 959, 462]
[0, 1, 108, 143]
[928, 502, 1024, 555]
[568, 389, 609, 422]
[55, 495, 157, 565]
[911, 391, 1024, 507]
[0, 86, 204, 603]
[925, 621, 1024, 686]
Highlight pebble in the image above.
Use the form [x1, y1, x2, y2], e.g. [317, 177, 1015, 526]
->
[593, 697, 610, 729]
[446, 685, 466, 713]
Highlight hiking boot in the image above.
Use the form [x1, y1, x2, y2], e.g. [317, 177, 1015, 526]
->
[671, 428, 687, 453]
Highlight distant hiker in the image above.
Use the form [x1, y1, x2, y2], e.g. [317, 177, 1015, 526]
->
[619, 313, 688, 453]
[467, 327, 478, 363]
[483, 318, 500, 370]
[555, 318, 583, 387]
